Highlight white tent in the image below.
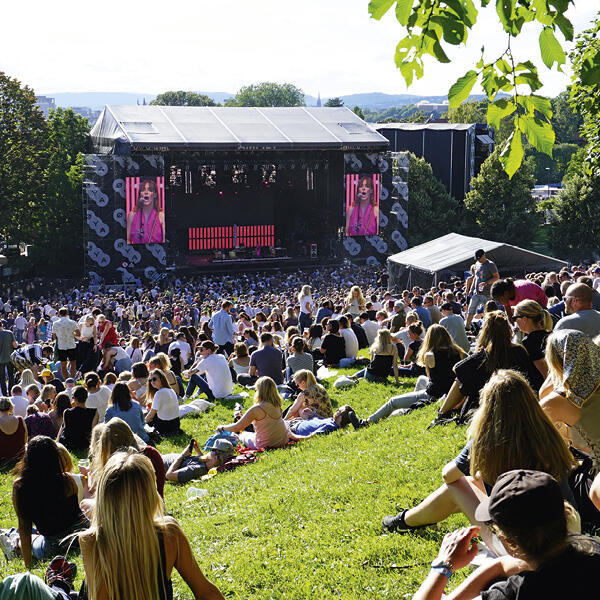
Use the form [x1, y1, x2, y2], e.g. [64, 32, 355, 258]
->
[387, 233, 568, 289]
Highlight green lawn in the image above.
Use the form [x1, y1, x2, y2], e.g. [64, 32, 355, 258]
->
[0, 369, 470, 599]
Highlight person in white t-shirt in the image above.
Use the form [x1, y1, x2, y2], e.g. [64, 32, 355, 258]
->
[52, 307, 80, 379]
[84, 372, 111, 423]
[145, 368, 181, 435]
[168, 333, 192, 367]
[10, 385, 29, 418]
[298, 285, 313, 333]
[359, 312, 381, 346]
[183, 341, 233, 400]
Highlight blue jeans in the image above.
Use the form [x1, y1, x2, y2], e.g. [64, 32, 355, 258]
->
[299, 312, 312, 333]
[115, 357, 132, 374]
[339, 357, 355, 368]
[185, 373, 215, 400]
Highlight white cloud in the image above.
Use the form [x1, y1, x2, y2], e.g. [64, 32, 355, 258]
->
[1, 0, 596, 98]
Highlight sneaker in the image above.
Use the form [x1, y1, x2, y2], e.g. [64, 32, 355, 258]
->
[347, 410, 369, 430]
[0, 530, 17, 560]
[382, 509, 420, 532]
[45, 555, 77, 592]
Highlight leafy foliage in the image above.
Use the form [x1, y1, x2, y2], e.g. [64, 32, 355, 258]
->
[406, 153, 463, 245]
[368, 0, 574, 177]
[464, 149, 540, 246]
[548, 172, 600, 261]
[525, 142, 579, 184]
[324, 97, 344, 107]
[362, 104, 426, 122]
[150, 91, 218, 106]
[352, 105, 365, 120]
[225, 82, 305, 107]
[569, 14, 600, 174]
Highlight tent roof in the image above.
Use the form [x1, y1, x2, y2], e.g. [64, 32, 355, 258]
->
[388, 233, 567, 274]
[374, 123, 474, 131]
[89, 105, 389, 153]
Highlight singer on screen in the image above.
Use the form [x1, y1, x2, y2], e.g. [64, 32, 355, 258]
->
[126, 178, 165, 244]
[345, 175, 378, 237]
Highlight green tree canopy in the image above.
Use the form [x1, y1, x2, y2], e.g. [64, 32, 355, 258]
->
[406, 153, 462, 246]
[464, 150, 539, 246]
[150, 91, 218, 106]
[352, 106, 365, 120]
[324, 97, 344, 107]
[225, 82, 305, 107]
[547, 173, 600, 261]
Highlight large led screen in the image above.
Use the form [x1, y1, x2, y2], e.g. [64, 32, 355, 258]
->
[126, 177, 165, 244]
[345, 173, 380, 237]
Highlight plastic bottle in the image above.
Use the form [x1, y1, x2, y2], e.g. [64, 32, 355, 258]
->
[186, 487, 209, 499]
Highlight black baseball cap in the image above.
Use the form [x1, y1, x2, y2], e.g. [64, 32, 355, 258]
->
[475, 249, 485, 260]
[474, 469, 563, 529]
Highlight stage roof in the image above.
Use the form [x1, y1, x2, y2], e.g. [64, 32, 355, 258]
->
[89, 106, 389, 154]
[387, 233, 568, 288]
[374, 123, 474, 131]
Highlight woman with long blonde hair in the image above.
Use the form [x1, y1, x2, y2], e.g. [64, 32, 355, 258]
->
[513, 298, 553, 379]
[297, 284, 313, 333]
[360, 324, 464, 423]
[285, 369, 323, 420]
[217, 376, 306, 449]
[349, 328, 399, 384]
[382, 370, 576, 549]
[79, 451, 224, 600]
[345, 286, 366, 318]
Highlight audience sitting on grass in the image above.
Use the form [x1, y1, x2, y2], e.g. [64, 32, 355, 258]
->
[48, 391, 71, 433]
[319, 319, 346, 367]
[58, 385, 98, 452]
[228, 342, 251, 379]
[238, 333, 284, 386]
[217, 376, 306, 449]
[0, 396, 27, 466]
[104, 382, 149, 443]
[163, 437, 235, 483]
[287, 404, 363, 436]
[145, 369, 181, 436]
[349, 328, 399, 384]
[285, 336, 314, 378]
[79, 450, 225, 600]
[148, 353, 181, 396]
[183, 340, 233, 400]
[83, 372, 110, 424]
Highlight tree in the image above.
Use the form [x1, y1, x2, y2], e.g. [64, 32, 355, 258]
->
[37, 108, 90, 272]
[547, 173, 600, 261]
[150, 91, 218, 106]
[225, 83, 305, 107]
[405, 109, 427, 123]
[525, 143, 579, 184]
[0, 73, 49, 250]
[551, 91, 582, 145]
[570, 15, 600, 174]
[406, 153, 462, 246]
[464, 150, 539, 246]
[368, 1, 576, 177]
[324, 97, 344, 107]
[352, 106, 365, 120]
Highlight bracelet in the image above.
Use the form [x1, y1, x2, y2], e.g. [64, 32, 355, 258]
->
[430, 565, 452, 581]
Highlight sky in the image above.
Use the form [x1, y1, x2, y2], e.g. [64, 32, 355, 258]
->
[2, 1, 597, 98]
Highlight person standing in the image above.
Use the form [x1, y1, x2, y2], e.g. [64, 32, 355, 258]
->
[52, 307, 80, 380]
[209, 301, 235, 357]
[0, 321, 18, 396]
[465, 249, 499, 329]
[297, 285, 313, 333]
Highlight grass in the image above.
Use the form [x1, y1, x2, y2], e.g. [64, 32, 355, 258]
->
[0, 365, 471, 599]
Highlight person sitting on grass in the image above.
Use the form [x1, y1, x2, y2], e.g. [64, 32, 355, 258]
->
[58, 385, 98, 452]
[183, 340, 234, 400]
[145, 369, 181, 436]
[412, 469, 600, 600]
[104, 382, 149, 444]
[284, 369, 317, 419]
[285, 382, 333, 421]
[163, 438, 235, 484]
[349, 328, 399, 384]
[382, 370, 577, 552]
[319, 319, 346, 368]
[216, 376, 306, 449]
[285, 336, 314, 379]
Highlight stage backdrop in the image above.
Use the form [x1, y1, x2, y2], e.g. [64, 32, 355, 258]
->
[342, 151, 409, 266]
[83, 154, 167, 285]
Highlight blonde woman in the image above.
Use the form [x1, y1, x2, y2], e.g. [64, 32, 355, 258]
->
[148, 353, 180, 396]
[20, 369, 40, 391]
[350, 328, 399, 383]
[145, 369, 180, 436]
[362, 325, 464, 423]
[345, 285, 366, 318]
[79, 451, 224, 600]
[285, 369, 319, 420]
[513, 299, 553, 379]
[217, 376, 306, 449]
[382, 370, 575, 550]
[298, 284, 313, 332]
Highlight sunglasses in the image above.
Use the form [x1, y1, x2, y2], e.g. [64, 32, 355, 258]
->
[149, 377, 159, 382]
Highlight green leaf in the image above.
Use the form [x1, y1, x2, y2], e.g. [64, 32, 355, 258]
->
[430, 14, 467, 45]
[519, 94, 552, 118]
[482, 67, 501, 99]
[500, 129, 524, 178]
[514, 73, 543, 92]
[395, 0, 413, 25]
[496, 0, 514, 31]
[432, 40, 451, 63]
[496, 58, 511, 74]
[448, 70, 478, 108]
[487, 98, 516, 129]
[554, 14, 573, 41]
[368, 0, 397, 20]
[539, 27, 566, 70]
[580, 57, 600, 86]
[522, 114, 555, 156]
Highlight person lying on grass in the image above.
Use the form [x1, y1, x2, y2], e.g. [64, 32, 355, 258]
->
[382, 370, 579, 552]
[286, 404, 364, 436]
[163, 438, 235, 483]
[413, 470, 600, 600]
[216, 376, 307, 449]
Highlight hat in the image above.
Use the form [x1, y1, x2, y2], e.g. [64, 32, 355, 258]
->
[474, 469, 563, 530]
[475, 249, 485, 260]
[206, 438, 235, 455]
[40, 369, 53, 378]
[594, 267, 600, 274]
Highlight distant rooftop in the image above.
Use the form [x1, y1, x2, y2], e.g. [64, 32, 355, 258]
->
[89, 105, 389, 153]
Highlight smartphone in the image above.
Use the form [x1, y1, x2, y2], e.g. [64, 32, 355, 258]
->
[187, 438, 195, 453]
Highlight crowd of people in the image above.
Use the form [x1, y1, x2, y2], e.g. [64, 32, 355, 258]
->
[1, 253, 600, 597]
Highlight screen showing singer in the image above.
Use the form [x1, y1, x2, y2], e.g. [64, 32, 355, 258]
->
[126, 177, 165, 244]
[345, 174, 379, 237]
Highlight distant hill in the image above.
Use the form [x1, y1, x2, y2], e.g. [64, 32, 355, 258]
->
[45, 91, 499, 111]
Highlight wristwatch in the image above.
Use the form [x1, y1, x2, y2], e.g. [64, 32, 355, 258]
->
[430, 558, 453, 580]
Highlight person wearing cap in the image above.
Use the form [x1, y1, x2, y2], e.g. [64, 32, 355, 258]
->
[465, 250, 499, 330]
[163, 437, 235, 483]
[413, 469, 600, 600]
[40, 368, 65, 394]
